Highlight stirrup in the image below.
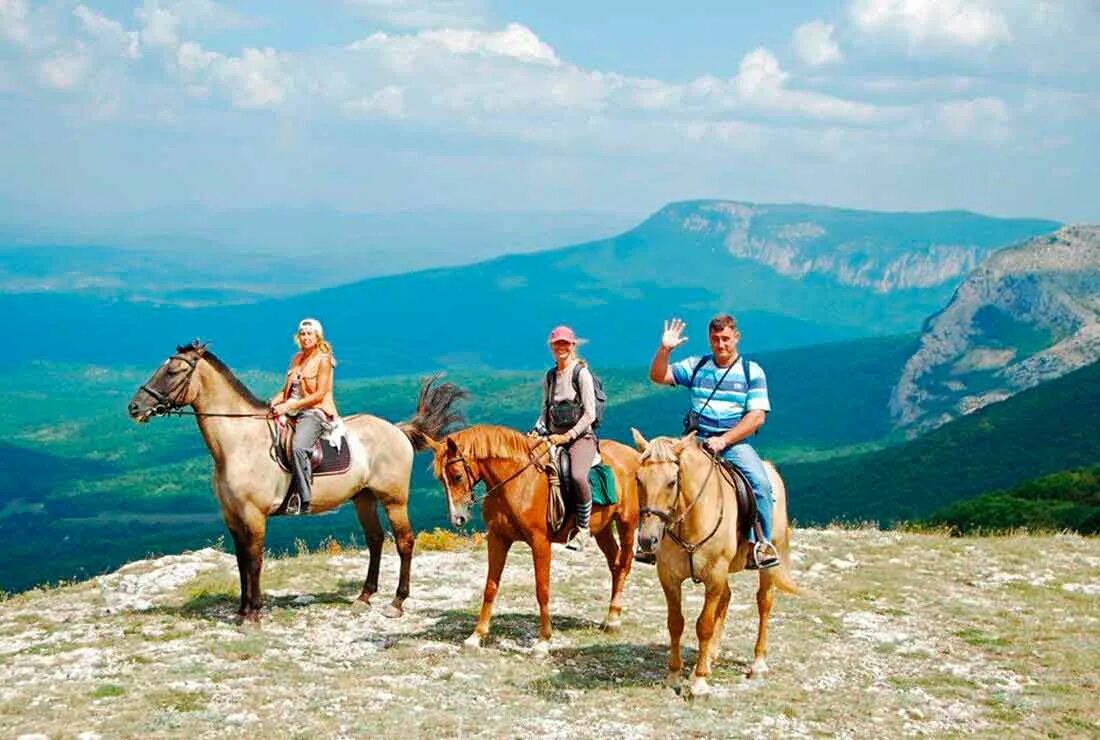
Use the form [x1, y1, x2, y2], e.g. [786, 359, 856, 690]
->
[285, 493, 310, 516]
[749, 541, 780, 570]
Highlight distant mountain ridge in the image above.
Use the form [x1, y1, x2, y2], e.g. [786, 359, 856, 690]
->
[891, 225, 1100, 433]
[657, 201, 1056, 292]
[3, 200, 1061, 372]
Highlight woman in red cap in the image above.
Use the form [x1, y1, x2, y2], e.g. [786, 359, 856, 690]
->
[530, 325, 599, 551]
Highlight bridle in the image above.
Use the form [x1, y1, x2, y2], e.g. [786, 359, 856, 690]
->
[138, 352, 201, 417]
[138, 352, 273, 420]
[638, 443, 729, 582]
[439, 439, 551, 509]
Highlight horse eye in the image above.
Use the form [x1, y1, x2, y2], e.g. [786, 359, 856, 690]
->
[666, 480, 676, 489]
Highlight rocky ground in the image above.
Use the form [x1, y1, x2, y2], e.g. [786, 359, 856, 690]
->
[1, 527, 1097, 738]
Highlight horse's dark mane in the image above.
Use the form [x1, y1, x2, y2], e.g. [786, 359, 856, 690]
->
[186, 347, 267, 409]
[453, 424, 535, 462]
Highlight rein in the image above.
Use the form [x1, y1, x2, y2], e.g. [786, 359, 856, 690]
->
[639, 444, 732, 582]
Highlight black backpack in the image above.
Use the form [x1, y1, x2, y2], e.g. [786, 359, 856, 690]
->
[545, 362, 606, 432]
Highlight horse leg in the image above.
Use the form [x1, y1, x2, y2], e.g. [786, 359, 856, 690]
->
[352, 491, 384, 608]
[750, 574, 777, 679]
[690, 575, 728, 696]
[531, 534, 553, 658]
[706, 582, 733, 668]
[466, 530, 511, 649]
[229, 528, 250, 618]
[380, 500, 415, 618]
[594, 524, 626, 632]
[658, 564, 685, 689]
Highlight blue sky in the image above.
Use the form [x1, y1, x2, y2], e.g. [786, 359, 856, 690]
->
[1, 0, 1098, 223]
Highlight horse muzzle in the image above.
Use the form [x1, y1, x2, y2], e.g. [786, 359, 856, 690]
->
[128, 401, 155, 423]
[450, 508, 470, 528]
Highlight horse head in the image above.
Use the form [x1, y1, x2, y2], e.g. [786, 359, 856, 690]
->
[128, 340, 208, 422]
[631, 427, 697, 555]
[428, 434, 482, 528]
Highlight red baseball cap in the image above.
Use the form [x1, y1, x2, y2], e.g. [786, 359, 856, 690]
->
[548, 325, 577, 344]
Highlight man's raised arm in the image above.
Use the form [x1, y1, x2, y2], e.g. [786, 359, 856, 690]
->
[650, 318, 688, 385]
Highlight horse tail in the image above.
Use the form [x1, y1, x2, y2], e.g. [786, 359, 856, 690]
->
[398, 373, 467, 451]
[765, 460, 801, 596]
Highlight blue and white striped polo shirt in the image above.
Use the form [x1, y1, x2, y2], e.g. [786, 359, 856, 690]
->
[670, 355, 771, 436]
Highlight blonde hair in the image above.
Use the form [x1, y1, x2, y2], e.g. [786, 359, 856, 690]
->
[293, 333, 337, 367]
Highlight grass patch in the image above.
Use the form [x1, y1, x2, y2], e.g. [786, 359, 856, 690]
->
[91, 683, 126, 699]
[151, 689, 209, 713]
[415, 528, 484, 551]
[955, 627, 1011, 649]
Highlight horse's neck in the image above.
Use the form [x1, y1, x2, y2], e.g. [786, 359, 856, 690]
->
[679, 451, 732, 535]
[191, 363, 267, 463]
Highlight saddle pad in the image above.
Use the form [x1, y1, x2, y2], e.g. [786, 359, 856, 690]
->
[276, 431, 353, 477]
[589, 464, 617, 506]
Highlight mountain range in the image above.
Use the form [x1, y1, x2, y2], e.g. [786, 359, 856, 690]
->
[2, 200, 1060, 373]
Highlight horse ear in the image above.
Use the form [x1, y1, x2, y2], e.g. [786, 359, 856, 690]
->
[423, 435, 443, 454]
[673, 430, 697, 455]
[630, 427, 649, 451]
[445, 437, 459, 454]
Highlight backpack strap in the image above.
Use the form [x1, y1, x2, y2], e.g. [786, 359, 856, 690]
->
[689, 355, 711, 387]
[570, 362, 585, 396]
[544, 367, 557, 423]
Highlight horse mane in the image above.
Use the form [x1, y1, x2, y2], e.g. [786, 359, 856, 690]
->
[453, 424, 534, 462]
[182, 345, 267, 409]
[640, 436, 680, 463]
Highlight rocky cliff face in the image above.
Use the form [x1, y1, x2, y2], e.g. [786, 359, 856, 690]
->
[660, 201, 1057, 292]
[890, 225, 1100, 433]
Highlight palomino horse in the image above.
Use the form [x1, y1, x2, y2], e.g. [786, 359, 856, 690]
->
[631, 429, 797, 695]
[417, 425, 639, 655]
[128, 342, 465, 624]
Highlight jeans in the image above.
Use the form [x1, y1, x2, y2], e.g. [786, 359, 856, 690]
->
[719, 441, 774, 542]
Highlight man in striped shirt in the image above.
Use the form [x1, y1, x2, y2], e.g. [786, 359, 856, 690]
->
[648, 314, 780, 569]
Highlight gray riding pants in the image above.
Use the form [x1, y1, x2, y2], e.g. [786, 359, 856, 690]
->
[291, 411, 326, 504]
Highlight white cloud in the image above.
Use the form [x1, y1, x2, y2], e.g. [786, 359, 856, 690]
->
[177, 41, 289, 108]
[936, 96, 1010, 141]
[136, 1, 180, 48]
[342, 0, 485, 30]
[850, 0, 1011, 48]
[346, 85, 405, 117]
[75, 5, 141, 60]
[0, 0, 30, 45]
[38, 48, 89, 90]
[418, 23, 560, 66]
[735, 47, 787, 98]
[793, 20, 843, 66]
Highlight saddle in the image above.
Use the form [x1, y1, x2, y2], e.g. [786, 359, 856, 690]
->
[546, 447, 617, 533]
[273, 415, 352, 479]
[716, 458, 760, 543]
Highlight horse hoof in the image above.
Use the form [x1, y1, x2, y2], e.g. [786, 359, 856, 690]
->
[351, 598, 372, 610]
[689, 677, 711, 697]
[463, 634, 482, 650]
[237, 615, 262, 630]
[664, 671, 682, 689]
[531, 640, 551, 659]
[381, 603, 404, 619]
[600, 619, 622, 633]
[748, 658, 769, 680]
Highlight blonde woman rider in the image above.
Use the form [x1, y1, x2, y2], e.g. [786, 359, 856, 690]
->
[529, 325, 599, 552]
[270, 318, 339, 515]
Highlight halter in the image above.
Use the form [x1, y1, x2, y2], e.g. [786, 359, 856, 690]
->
[638, 443, 729, 583]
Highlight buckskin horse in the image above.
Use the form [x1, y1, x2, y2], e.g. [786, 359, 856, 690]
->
[631, 429, 798, 696]
[415, 424, 639, 656]
[128, 342, 465, 624]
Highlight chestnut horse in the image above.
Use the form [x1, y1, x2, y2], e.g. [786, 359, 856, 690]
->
[418, 425, 639, 655]
[631, 429, 797, 696]
[128, 342, 465, 623]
